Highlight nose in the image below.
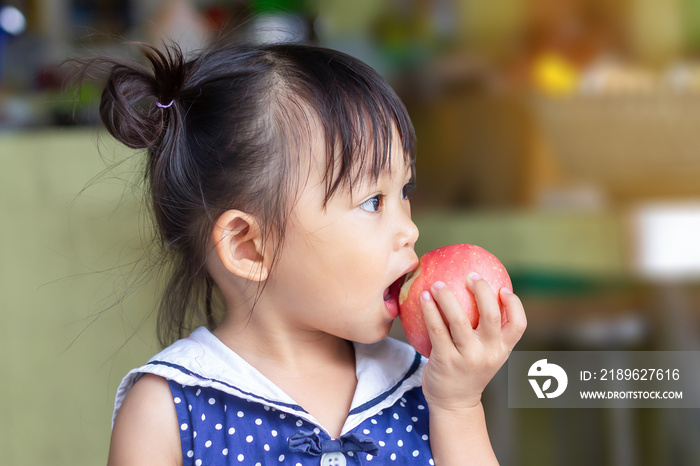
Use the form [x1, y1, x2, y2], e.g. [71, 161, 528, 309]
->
[394, 207, 419, 251]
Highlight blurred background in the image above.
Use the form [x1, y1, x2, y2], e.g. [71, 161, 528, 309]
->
[3, 0, 700, 465]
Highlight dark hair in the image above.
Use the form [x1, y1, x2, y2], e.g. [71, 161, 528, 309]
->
[90, 41, 416, 347]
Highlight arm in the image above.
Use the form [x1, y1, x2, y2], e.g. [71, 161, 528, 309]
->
[107, 374, 182, 466]
[421, 276, 527, 465]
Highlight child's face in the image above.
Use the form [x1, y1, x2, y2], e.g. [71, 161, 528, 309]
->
[264, 131, 420, 344]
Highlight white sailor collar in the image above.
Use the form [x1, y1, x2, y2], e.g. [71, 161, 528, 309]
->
[113, 327, 426, 435]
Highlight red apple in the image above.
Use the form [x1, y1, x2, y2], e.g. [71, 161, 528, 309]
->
[398, 244, 512, 357]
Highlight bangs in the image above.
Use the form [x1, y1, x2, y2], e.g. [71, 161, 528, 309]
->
[318, 83, 416, 202]
[266, 44, 417, 204]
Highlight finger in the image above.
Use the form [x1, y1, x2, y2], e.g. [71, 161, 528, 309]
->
[430, 281, 475, 350]
[420, 288, 456, 355]
[499, 287, 527, 349]
[467, 273, 502, 341]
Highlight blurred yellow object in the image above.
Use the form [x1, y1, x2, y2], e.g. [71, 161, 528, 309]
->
[532, 53, 579, 96]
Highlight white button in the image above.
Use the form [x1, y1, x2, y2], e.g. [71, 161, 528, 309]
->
[320, 452, 347, 466]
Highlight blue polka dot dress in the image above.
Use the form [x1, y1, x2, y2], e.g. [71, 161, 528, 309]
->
[114, 327, 434, 465]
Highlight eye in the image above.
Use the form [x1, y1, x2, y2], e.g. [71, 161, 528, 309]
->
[360, 194, 383, 212]
[402, 182, 416, 200]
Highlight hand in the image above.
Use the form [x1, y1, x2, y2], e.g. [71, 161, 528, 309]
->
[420, 273, 527, 412]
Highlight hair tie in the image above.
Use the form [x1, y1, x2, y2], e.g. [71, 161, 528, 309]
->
[156, 100, 174, 109]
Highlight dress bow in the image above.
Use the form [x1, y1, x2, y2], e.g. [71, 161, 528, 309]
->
[288, 429, 379, 456]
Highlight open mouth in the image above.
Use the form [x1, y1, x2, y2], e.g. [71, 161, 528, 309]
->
[384, 275, 408, 303]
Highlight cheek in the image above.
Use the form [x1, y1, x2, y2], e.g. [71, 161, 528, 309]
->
[271, 231, 340, 293]
[275, 214, 385, 295]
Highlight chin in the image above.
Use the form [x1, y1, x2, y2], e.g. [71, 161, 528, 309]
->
[349, 323, 392, 344]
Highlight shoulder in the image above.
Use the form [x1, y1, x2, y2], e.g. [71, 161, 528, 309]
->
[108, 374, 181, 466]
[112, 327, 212, 424]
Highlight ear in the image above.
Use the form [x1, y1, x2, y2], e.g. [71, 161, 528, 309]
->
[212, 210, 269, 282]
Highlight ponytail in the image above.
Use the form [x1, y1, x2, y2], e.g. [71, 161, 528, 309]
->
[91, 44, 218, 346]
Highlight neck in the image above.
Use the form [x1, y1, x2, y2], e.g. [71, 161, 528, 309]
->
[212, 308, 356, 378]
[212, 286, 360, 437]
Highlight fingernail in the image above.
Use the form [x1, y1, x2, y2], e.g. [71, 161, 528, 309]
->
[467, 272, 482, 282]
[501, 288, 513, 295]
[432, 281, 446, 290]
[421, 291, 431, 302]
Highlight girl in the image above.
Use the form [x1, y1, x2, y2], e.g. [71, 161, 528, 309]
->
[95, 41, 526, 465]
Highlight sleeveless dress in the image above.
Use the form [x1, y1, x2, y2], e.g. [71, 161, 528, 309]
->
[113, 327, 434, 465]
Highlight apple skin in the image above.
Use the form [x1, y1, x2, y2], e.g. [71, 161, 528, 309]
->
[398, 244, 512, 358]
